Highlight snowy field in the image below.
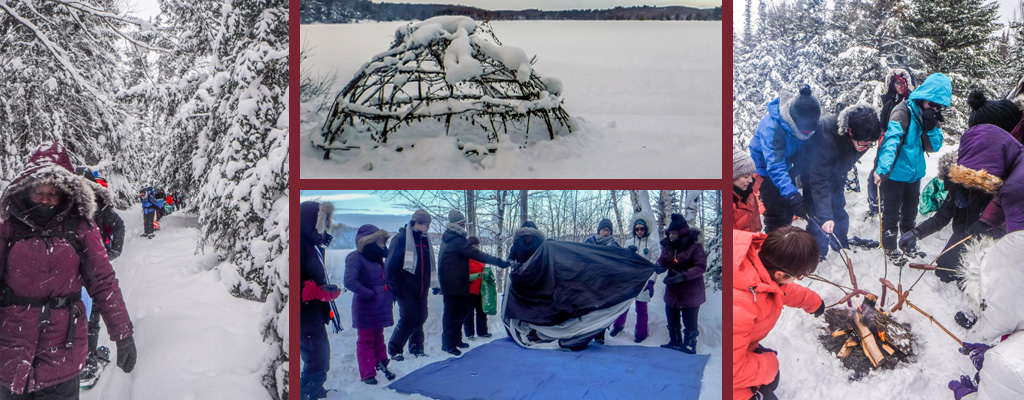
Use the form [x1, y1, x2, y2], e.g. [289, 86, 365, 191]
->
[763, 144, 986, 398]
[299, 21, 722, 179]
[82, 207, 272, 400]
[314, 249, 723, 400]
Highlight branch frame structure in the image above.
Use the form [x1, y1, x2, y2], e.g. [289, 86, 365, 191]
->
[315, 16, 576, 158]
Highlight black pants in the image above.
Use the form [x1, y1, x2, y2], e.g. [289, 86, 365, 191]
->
[667, 305, 700, 334]
[0, 377, 79, 400]
[441, 294, 470, 350]
[388, 292, 428, 355]
[87, 306, 101, 358]
[463, 294, 488, 337]
[299, 323, 330, 398]
[759, 177, 796, 233]
[879, 179, 921, 250]
[143, 211, 155, 235]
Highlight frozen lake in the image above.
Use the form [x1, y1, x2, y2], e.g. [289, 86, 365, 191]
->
[300, 20, 723, 179]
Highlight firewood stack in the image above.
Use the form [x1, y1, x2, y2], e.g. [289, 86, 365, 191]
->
[819, 295, 917, 380]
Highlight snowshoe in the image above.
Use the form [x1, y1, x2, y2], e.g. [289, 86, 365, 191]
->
[846, 165, 861, 193]
[376, 361, 396, 381]
[885, 249, 908, 266]
[955, 311, 977, 329]
[79, 346, 110, 389]
[902, 246, 927, 259]
[850, 236, 880, 249]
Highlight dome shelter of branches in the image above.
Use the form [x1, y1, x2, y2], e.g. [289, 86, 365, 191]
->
[315, 16, 576, 159]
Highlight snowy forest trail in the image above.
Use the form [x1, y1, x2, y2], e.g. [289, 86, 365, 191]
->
[82, 206, 272, 400]
[317, 249, 723, 400]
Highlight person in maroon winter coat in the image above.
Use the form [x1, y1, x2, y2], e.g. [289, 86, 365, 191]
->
[657, 213, 707, 354]
[0, 142, 136, 398]
[344, 224, 396, 385]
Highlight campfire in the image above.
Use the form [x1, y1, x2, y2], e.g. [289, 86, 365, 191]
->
[819, 294, 917, 380]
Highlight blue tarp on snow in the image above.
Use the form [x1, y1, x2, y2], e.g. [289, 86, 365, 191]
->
[388, 338, 709, 400]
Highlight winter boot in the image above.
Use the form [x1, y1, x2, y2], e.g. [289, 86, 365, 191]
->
[660, 330, 683, 351]
[850, 236, 880, 249]
[680, 330, 699, 354]
[410, 350, 428, 358]
[885, 249, 908, 266]
[376, 360, 396, 381]
[955, 311, 977, 329]
[362, 377, 378, 385]
[609, 325, 624, 337]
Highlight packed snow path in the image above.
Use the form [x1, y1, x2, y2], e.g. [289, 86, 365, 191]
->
[312, 249, 723, 400]
[82, 205, 272, 400]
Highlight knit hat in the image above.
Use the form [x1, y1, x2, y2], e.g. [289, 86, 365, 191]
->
[789, 85, 821, 133]
[412, 209, 431, 225]
[733, 147, 756, 179]
[448, 210, 467, 224]
[597, 218, 613, 233]
[667, 213, 689, 232]
[522, 220, 537, 229]
[967, 89, 1023, 133]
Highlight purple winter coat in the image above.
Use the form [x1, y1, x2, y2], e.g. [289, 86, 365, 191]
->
[0, 143, 133, 394]
[658, 228, 708, 309]
[952, 124, 1024, 233]
[344, 225, 394, 330]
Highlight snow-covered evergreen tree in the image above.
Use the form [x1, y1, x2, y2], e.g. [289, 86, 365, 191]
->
[704, 213, 723, 291]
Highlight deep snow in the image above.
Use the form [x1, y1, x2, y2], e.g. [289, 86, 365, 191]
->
[313, 248, 723, 400]
[761, 144, 989, 398]
[81, 206, 273, 400]
[300, 21, 723, 179]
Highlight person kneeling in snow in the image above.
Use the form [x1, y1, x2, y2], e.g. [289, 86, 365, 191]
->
[947, 231, 1024, 399]
[658, 213, 706, 353]
[0, 142, 136, 398]
[733, 226, 825, 400]
[344, 224, 396, 385]
[299, 201, 343, 400]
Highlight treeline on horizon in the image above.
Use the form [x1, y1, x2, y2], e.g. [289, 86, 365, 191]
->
[300, 0, 722, 24]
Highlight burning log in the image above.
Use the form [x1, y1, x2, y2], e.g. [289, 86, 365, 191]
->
[818, 295, 917, 380]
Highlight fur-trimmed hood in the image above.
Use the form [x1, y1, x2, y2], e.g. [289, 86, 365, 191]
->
[937, 151, 958, 182]
[958, 231, 1024, 341]
[315, 202, 334, 235]
[356, 224, 389, 254]
[778, 88, 814, 140]
[884, 68, 916, 93]
[836, 103, 880, 138]
[628, 212, 653, 239]
[951, 124, 1023, 194]
[0, 142, 96, 223]
[513, 225, 545, 242]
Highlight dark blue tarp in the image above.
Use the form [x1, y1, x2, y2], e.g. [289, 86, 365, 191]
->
[388, 338, 709, 400]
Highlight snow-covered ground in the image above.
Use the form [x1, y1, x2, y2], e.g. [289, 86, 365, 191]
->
[764, 144, 985, 398]
[315, 249, 723, 400]
[82, 206, 272, 400]
[299, 21, 722, 179]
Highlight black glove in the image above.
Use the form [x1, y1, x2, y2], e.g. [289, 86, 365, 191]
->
[664, 271, 686, 285]
[967, 221, 993, 236]
[431, 287, 441, 296]
[497, 259, 511, 269]
[813, 300, 825, 318]
[627, 245, 638, 253]
[508, 261, 521, 270]
[898, 229, 919, 252]
[107, 249, 121, 261]
[787, 192, 808, 218]
[322, 233, 334, 247]
[754, 344, 777, 355]
[116, 337, 137, 373]
[921, 108, 940, 132]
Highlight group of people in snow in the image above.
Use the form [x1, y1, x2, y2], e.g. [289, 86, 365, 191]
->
[0, 143, 136, 399]
[298, 202, 709, 399]
[138, 187, 182, 239]
[732, 69, 1024, 399]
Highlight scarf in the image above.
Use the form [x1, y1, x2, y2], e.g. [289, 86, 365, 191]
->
[592, 234, 614, 246]
[402, 223, 435, 275]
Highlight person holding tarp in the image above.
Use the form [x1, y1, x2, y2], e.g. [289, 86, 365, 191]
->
[386, 209, 435, 361]
[583, 218, 620, 344]
[946, 231, 1024, 399]
[503, 240, 660, 351]
[438, 210, 509, 356]
[299, 201, 342, 400]
[733, 226, 824, 400]
[610, 213, 662, 343]
[508, 221, 545, 264]
[658, 213, 707, 353]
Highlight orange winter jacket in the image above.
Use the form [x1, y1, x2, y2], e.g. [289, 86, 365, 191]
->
[733, 174, 764, 233]
[732, 230, 823, 400]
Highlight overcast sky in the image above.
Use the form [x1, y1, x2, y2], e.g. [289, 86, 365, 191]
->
[385, 0, 721, 10]
[734, 0, 1021, 34]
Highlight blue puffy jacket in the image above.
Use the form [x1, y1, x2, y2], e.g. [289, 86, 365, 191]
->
[140, 187, 161, 215]
[875, 73, 952, 183]
[749, 89, 815, 198]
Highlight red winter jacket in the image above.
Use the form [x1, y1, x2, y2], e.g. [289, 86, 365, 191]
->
[732, 230, 822, 400]
[0, 143, 133, 394]
[468, 259, 484, 295]
[733, 174, 764, 233]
